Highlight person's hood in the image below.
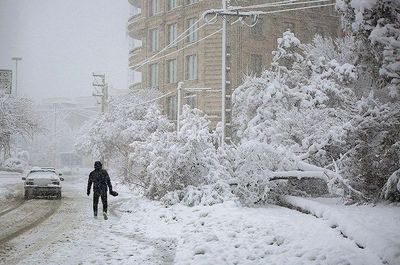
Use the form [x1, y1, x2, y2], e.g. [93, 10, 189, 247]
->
[94, 161, 102, 170]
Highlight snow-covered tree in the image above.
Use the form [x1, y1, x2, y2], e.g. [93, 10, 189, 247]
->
[0, 93, 41, 160]
[232, 31, 364, 203]
[335, 0, 400, 200]
[130, 106, 231, 205]
[336, 0, 400, 98]
[75, 89, 171, 177]
[340, 95, 400, 199]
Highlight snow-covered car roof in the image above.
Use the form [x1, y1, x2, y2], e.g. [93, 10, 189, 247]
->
[27, 171, 58, 179]
[29, 167, 57, 173]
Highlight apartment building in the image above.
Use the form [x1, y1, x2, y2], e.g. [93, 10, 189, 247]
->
[127, 0, 339, 140]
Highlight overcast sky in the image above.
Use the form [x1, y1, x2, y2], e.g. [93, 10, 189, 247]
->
[0, 0, 130, 100]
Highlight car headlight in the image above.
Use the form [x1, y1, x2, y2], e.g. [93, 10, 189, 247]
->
[51, 180, 60, 185]
[26, 181, 35, 185]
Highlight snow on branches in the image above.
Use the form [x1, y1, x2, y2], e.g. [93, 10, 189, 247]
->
[336, 0, 400, 96]
[231, 31, 368, 203]
[75, 89, 172, 177]
[0, 93, 40, 160]
[130, 106, 231, 205]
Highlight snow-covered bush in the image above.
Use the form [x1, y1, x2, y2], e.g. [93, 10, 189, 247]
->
[161, 182, 233, 206]
[130, 106, 230, 203]
[380, 169, 400, 201]
[2, 157, 27, 170]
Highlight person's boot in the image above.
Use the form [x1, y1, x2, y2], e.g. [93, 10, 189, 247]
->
[94, 211, 98, 219]
[103, 212, 108, 220]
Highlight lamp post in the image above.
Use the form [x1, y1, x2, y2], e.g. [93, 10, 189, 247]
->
[11, 57, 22, 97]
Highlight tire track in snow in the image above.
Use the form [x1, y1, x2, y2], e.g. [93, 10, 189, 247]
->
[0, 200, 24, 218]
[0, 199, 62, 245]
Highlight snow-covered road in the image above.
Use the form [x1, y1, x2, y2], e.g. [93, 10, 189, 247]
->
[0, 172, 397, 265]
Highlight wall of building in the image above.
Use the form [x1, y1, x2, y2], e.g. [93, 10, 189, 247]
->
[128, 0, 341, 131]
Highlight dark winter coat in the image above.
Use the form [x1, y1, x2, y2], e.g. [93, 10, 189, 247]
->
[87, 162, 113, 195]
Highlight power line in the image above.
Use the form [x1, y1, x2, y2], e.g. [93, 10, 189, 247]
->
[227, 0, 332, 11]
[143, 28, 224, 66]
[132, 17, 207, 71]
[131, 18, 241, 70]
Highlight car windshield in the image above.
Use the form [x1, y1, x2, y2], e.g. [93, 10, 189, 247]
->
[28, 171, 57, 179]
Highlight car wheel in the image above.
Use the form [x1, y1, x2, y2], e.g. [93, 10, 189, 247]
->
[56, 192, 62, 200]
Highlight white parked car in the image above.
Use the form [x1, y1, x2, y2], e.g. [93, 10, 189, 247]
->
[22, 170, 64, 199]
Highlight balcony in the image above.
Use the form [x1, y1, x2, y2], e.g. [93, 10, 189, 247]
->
[128, 0, 141, 8]
[129, 46, 144, 69]
[128, 13, 145, 39]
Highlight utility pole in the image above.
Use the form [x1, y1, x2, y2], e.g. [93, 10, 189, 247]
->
[11, 57, 22, 97]
[92, 73, 108, 113]
[221, 0, 227, 147]
[176, 82, 184, 133]
[53, 103, 58, 167]
[92, 73, 108, 166]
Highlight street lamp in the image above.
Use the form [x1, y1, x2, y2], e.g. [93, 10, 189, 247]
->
[11, 57, 22, 97]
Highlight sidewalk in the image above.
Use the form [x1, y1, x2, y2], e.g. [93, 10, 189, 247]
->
[283, 196, 400, 265]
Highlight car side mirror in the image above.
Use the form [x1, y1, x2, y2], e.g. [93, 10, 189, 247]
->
[22, 177, 26, 181]
[60, 177, 64, 181]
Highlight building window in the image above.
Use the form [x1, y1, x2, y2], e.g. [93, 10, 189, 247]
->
[168, 0, 178, 10]
[150, 28, 159, 52]
[167, 23, 177, 46]
[283, 22, 295, 33]
[167, 59, 177, 83]
[149, 0, 160, 16]
[167, 96, 177, 120]
[186, 0, 199, 4]
[250, 54, 263, 76]
[186, 54, 198, 80]
[187, 17, 198, 42]
[149, 63, 159, 88]
[251, 18, 263, 36]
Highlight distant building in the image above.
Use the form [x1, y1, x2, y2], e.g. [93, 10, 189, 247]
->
[127, 0, 339, 141]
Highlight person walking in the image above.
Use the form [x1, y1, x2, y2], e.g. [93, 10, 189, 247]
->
[87, 161, 114, 220]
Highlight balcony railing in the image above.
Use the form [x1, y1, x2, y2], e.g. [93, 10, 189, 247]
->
[128, 0, 141, 8]
[128, 13, 142, 24]
[129, 46, 142, 55]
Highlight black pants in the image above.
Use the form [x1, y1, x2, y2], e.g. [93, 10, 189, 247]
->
[93, 191, 107, 215]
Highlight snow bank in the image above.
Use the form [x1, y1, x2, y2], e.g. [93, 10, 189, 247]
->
[113, 196, 383, 265]
[284, 196, 400, 265]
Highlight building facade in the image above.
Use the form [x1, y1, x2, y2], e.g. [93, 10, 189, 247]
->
[127, 0, 339, 140]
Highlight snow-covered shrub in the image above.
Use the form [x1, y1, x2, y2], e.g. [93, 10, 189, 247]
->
[17, 150, 30, 164]
[161, 182, 233, 206]
[2, 157, 27, 170]
[130, 106, 230, 203]
[233, 142, 297, 205]
[380, 169, 400, 201]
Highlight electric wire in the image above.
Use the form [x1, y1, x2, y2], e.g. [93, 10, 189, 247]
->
[132, 17, 207, 71]
[227, 0, 333, 11]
